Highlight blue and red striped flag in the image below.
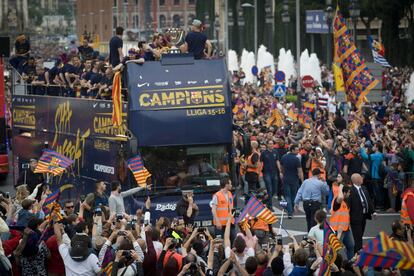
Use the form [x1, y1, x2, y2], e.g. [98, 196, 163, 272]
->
[101, 246, 114, 276]
[356, 232, 414, 270]
[235, 196, 277, 225]
[34, 149, 74, 176]
[42, 184, 74, 215]
[127, 154, 151, 187]
[319, 220, 343, 276]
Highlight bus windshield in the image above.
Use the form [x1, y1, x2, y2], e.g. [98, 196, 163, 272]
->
[141, 144, 230, 195]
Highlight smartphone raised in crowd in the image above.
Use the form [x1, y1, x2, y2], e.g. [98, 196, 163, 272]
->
[276, 234, 283, 245]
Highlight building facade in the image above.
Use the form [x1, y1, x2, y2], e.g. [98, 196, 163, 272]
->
[75, 0, 196, 43]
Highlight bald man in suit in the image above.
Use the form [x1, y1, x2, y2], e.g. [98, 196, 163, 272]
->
[348, 173, 377, 252]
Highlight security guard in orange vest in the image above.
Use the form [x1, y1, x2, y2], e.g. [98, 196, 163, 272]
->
[330, 184, 354, 261]
[211, 177, 234, 237]
[243, 140, 262, 192]
[401, 181, 414, 226]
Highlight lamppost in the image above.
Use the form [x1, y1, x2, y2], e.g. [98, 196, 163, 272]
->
[214, 15, 220, 55]
[325, 0, 333, 69]
[241, 0, 257, 63]
[349, 0, 360, 47]
[281, 0, 290, 50]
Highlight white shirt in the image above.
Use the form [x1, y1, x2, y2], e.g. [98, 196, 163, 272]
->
[59, 243, 100, 276]
[308, 224, 324, 245]
[224, 246, 254, 267]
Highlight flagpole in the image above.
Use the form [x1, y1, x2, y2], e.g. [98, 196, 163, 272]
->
[278, 208, 284, 235]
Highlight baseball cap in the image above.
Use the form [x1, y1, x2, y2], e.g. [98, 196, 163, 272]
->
[70, 234, 91, 262]
[192, 19, 202, 27]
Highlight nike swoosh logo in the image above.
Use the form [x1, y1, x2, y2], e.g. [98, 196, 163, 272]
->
[137, 82, 149, 88]
[93, 103, 98, 108]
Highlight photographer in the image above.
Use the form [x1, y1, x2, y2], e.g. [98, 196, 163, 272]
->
[176, 190, 199, 225]
[54, 221, 101, 275]
[112, 249, 144, 276]
[17, 159, 44, 193]
[157, 237, 184, 276]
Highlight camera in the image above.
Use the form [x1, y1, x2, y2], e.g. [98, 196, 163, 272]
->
[198, 227, 206, 233]
[5, 192, 9, 199]
[116, 213, 123, 221]
[94, 207, 102, 216]
[22, 163, 30, 169]
[122, 250, 132, 259]
[279, 200, 288, 209]
[188, 263, 198, 274]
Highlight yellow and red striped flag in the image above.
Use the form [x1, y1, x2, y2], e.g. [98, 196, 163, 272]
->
[112, 71, 122, 126]
[127, 154, 151, 187]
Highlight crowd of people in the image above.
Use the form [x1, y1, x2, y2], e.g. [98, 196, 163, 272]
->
[3, 18, 414, 276]
[9, 19, 212, 100]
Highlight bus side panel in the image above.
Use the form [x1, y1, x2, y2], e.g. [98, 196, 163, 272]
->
[12, 95, 128, 198]
[131, 193, 214, 225]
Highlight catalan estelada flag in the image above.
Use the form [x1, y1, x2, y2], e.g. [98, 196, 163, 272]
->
[112, 71, 122, 126]
[235, 196, 277, 225]
[356, 232, 414, 270]
[34, 149, 74, 176]
[127, 154, 151, 187]
[319, 220, 343, 276]
[333, 7, 379, 108]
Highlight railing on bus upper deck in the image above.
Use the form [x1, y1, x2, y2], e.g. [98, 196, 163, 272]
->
[9, 65, 126, 99]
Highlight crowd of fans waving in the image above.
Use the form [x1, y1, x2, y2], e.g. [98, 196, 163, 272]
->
[3, 23, 414, 276]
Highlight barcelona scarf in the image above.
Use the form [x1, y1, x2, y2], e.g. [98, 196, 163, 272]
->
[34, 149, 74, 176]
[333, 7, 378, 108]
[235, 196, 277, 225]
[112, 71, 122, 126]
[356, 232, 414, 270]
[319, 220, 343, 276]
[127, 154, 151, 187]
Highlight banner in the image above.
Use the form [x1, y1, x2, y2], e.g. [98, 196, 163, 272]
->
[12, 95, 127, 183]
[127, 59, 232, 147]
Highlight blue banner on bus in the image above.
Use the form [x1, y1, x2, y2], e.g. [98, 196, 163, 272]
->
[127, 58, 233, 147]
[12, 95, 128, 190]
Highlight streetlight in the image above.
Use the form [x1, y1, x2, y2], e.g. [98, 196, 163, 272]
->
[349, 0, 360, 47]
[241, 1, 257, 63]
[281, 0, 290, 50]
[214, 15, 220, 54]
[325, 0, 334, 69]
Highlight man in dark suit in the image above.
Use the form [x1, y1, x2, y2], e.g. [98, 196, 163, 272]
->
[348, 173, 377, 252]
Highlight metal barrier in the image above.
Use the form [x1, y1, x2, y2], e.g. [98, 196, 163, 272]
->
[8, 65, 126, 99]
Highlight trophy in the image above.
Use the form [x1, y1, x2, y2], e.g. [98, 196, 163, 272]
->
[164, 28, 185, 54]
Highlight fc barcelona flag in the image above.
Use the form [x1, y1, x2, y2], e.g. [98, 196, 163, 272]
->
[356, 232, 414, 270]
[127, 154, 151, 187]
[319, 220, 343, 276]
[236, 196, 277, 225]
[333, 7, 379, 108]
[34, 149, 74, 176]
